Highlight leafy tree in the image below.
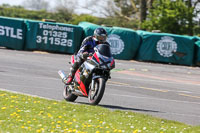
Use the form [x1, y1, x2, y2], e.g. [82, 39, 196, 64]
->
[140, 0, 147, 23]
[23, 0, 49, 10]
[0, 6, 71, 23]
[1, 4, 24, 9]
[97, 17, 139, 29]
[69, 14, 99, 25]
[78, 0, 142, 29]
[106, 0, 154, 22]
[113, 0, 139, 19]
[86, 0, 154, 29]
[53, 8, 73, 23]
[54, 0, 76, 13]
[141, 0, 198, 35]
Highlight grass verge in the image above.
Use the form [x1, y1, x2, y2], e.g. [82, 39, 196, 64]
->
[0, 90, 199, 133]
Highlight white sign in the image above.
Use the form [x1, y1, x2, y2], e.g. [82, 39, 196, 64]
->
[39, 23, 74, 32]
[36, 23, 74, 47]
[156, 36, 177, 57]
[0, 25, 23, 40]
[107, 34, 124, 55]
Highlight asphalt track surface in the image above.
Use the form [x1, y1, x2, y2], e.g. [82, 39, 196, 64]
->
[0, 47, 200, 126]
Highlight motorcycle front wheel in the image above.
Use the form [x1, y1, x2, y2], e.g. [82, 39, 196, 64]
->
[63, 85, 78, 102]
[88, 78, 106, 105]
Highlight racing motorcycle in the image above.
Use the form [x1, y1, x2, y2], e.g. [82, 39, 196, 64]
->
[58, 43, 115, 105]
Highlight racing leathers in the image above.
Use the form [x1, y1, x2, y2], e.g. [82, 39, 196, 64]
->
[65, 36, 109, 84]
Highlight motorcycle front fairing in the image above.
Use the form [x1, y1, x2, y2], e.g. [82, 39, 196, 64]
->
[73, 60, 97, 97]
[94, 44, 115, 70]
[91, 44, 115, 79]
[73, 44, 115, 97]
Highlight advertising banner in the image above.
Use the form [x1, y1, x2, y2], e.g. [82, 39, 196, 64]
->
[0, 17, 26, 50]
[25, 20, 83, 54]
[136, 30, 195, 66]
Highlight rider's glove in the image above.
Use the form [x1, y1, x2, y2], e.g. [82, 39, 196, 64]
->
[81, 52, 89, 60]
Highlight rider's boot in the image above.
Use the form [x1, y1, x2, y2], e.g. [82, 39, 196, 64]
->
[65, 62, 79, 85]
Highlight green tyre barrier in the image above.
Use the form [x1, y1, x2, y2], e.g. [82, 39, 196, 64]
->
[194, 36, 200, 66]
[136, 30, 196, 66]
[25, 20, 83, 54]
[78, 22, 141, 60]
[0, 16, 26, 50]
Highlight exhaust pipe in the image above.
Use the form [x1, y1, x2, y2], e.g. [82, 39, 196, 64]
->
[58, 70, 67, 84]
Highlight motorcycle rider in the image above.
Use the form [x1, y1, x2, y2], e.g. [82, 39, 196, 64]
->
[65, 27, 110, 85]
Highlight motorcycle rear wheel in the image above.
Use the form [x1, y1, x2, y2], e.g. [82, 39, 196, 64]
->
[88, 78, 106, 105]
[63, 85, 78, 102]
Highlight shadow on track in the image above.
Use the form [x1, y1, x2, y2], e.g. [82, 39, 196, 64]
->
[100, 104, 162, 113]
[75, 102, 162, 113]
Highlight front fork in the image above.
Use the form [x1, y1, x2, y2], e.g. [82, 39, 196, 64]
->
[90, 73, 109, 91]
[91, 79, 95, 91]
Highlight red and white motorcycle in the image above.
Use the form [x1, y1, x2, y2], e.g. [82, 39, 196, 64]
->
[58, 43, 115, 105]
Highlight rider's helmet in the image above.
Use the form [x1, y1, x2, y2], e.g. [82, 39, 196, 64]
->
[94, 27, 107, 43]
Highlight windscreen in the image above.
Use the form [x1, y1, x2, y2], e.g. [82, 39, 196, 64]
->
[96, 44, 112, 57]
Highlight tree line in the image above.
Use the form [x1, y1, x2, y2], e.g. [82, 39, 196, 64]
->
[0, 0, 200, 36]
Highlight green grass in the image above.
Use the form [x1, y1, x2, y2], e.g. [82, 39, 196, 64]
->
[0, 90, 199, 133]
